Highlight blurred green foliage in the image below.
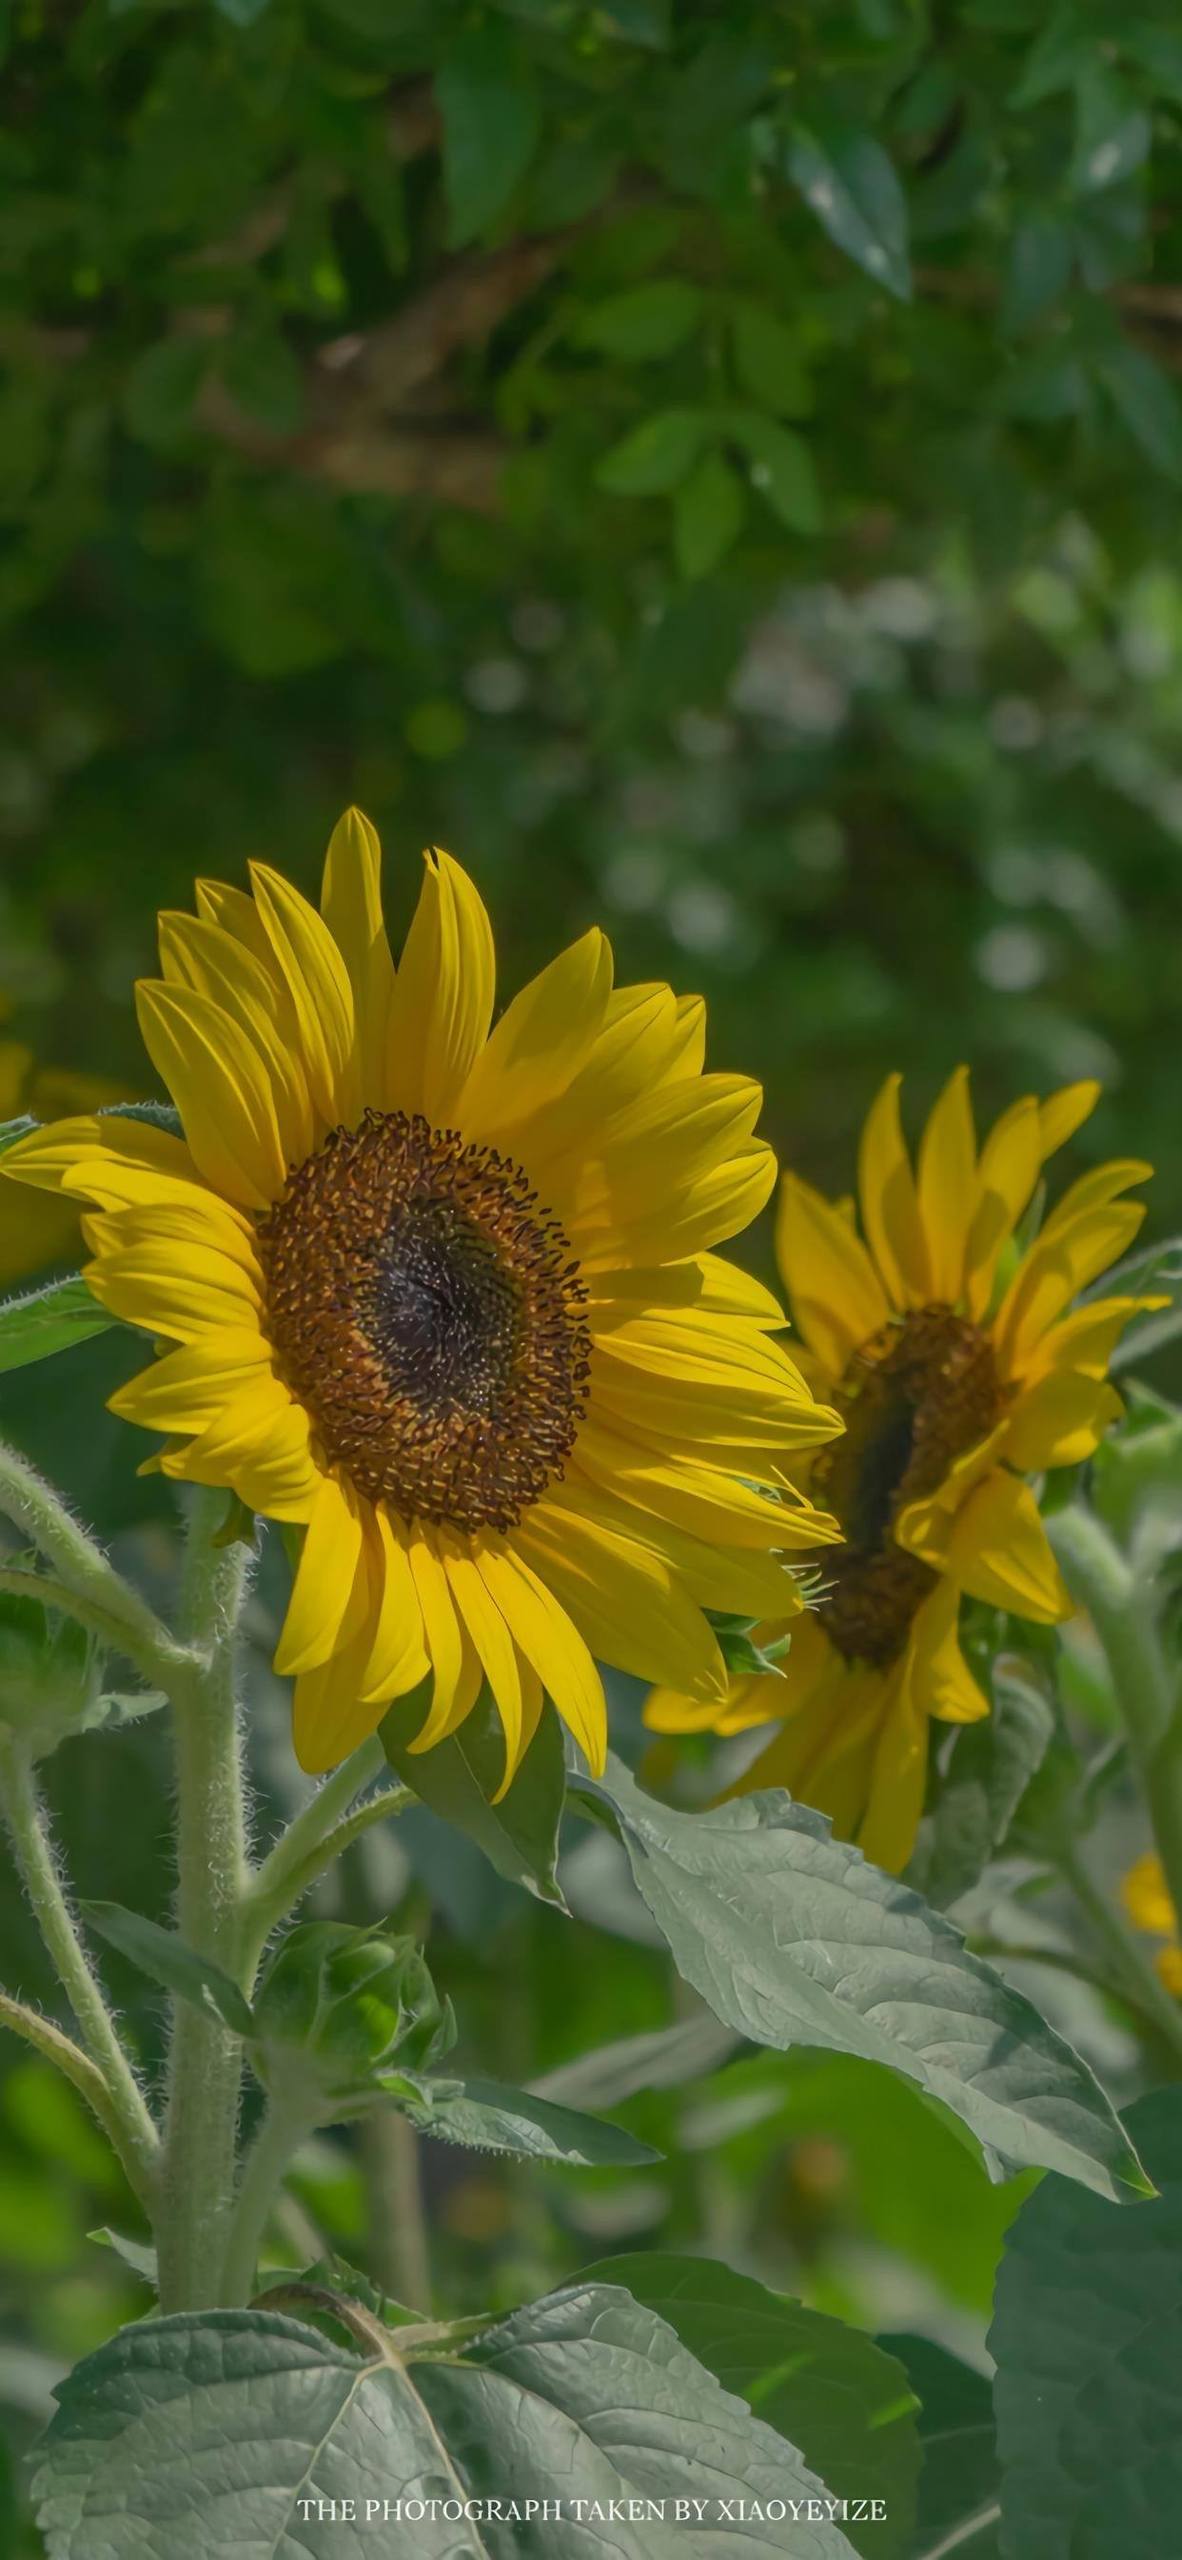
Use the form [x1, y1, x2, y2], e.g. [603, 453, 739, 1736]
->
[4, 0, 1182, 2539]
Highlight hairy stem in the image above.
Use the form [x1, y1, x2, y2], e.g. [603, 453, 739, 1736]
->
[156, 1498, 252, 2313]
[0, 1739, 159, 2201]
[220, 2099, 312, 2309]
[0, 1986, 152, 2187]
[240, 1763, 413, 1979]
[0, 1439, 191, 1693]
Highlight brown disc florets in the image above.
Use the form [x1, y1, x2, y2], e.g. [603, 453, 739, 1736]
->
[809, 1305, 1006, 1667]
[258, 1109, 590, 1533]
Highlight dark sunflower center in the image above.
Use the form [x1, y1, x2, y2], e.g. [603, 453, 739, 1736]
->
[809, 1305, 1005, 1667]
[257, 1109, 590, 1533]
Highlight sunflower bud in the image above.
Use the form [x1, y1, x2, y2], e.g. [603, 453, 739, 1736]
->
[249, 1921, 455, 2115]
[0, 1590, 104, 1761]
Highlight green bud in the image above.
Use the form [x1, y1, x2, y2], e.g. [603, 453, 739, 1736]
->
[250, 1921, 455, 2115]
[0, 1588, 104, 1761]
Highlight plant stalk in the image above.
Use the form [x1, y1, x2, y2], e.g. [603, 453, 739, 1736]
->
[0, 1739, 159, 2201]
[1050, 1502, 1182, 1941]
[155, 1497, 252, 2313]
[219, 2099, 311, 2308]
[0, 1440, 192, 1693]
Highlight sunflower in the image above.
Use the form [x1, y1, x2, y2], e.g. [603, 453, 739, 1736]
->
[1122, 1852, 1182, 1995]
[3, 812, 841, 1784]
[646, 1068, 1156, 1873]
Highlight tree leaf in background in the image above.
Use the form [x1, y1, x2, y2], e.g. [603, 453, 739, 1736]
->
[785, 120, 911, 300]
[1096, 342, 1182, 483]
[597, 408, 712, 494]
[990, 2085, 1182, 2560]
[399, 2076, 661, 2167]
[32, 2294, 861, 2556]
[570, 1756, 1148, 2201]
[674, 450, 746, 578]
[381, 1690, 567, 1907]
[80, 1901, 255, 2037]
[906, 1654, 1055, 1909]
[576, 281, 703, 360]
[580, 2254, 920, 2559]
[0, 1276, 116, 1376]
[438, 21, 541, 247]
[729, 413, 822, 533]
[730, 302, 813, 416]
[881, 2335, 999, 2560]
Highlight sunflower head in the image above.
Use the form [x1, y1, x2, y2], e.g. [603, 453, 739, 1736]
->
[647, 1067, 1158, 1873]
[3, 811, 841, 1788]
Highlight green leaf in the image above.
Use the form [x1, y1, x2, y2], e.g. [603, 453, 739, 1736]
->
[122, 338, 208, 452]
[570, 1755, 1148, 2203]
[674, 449, 746, 577]
[535, 2011, 742, 2108]
[730, 302, 813, 415]
[785, 119, 911, 300]
[32, 2295, 861, 2555]
[990, 2087, 1182, 2560]
[381, 1690, 567, 1906]
[0, 1116, 35, 1156]
[438, 22, 541, 248]
[580, 2255, 920, 2559]
[596, 407, 712, 494]
[906, 1655, 1055, 1909]
[81, 1901, 255, 2037]
[576, 281, 704, 360]
[1096, 341, 1182, 482]
[882, 2335, 999, 2560]
[729, 412, 823, 533]
[399, 2075, 661, 2167]
[1071, 66, 1151, 197]
[89, 2228, 157, 2286]
[0, 1276, 116, 1377]
[1001, 216, 1073, 335]
[219, 328, 304, 436]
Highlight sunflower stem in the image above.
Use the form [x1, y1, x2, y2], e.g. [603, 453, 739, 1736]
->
[1054, 1836, 1182, 2066]
[240, 1772, 414, 1977]
[219, 2096, 313, 2309]
[156, 1495, 252, 2314]
[1049, 1501, 1182, 1944]
[0, 1438, 190, 1694]
[0, 1737, 159, 2203]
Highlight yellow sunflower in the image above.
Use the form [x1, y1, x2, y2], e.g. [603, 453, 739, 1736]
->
[647, 1068, 1156, 1873]
[3, 811, 841, 1784]
[1122, 1852, 1182, 1995]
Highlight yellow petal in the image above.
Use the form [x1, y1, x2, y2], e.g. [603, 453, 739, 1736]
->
[557, 1074, 765, 1249]
[274, 1475, 366, 1675]
[1024, 1294, 1166, 1384]
[457, 928, 614, 1142]
[945, 1471, 1072, 1623]
[1039, 1080, 1100, 1157]
[84, 1243, 261, 1342]
[386, 848, 495, 1124]
[320, 807, 396, 1106]
[858, 1073, 928, 1307]
[908, 1581, 989, 1725]
[2, 1112, 202, 1202]
[1004, 1371, 1124, 1470]
[775, 1170, 889, 1374]
[135, 981, 287, 1210]
[964, 1095, 1042, 1319]
[356, 1509, 430, 1706]
[108, 1331, 276, 1433]
[858, 1672, 928, 1874]
[249, 861, 358, 1128]
[439, 1534, 522, 1778]
[157, 911, 314, 1168]
[292, 1613, 388, 1775]
[917, 1066, 976, 1304]
[993, 1199, 1147, 1375]
[476, 1538, 606, 1773]
[404, 1530, 475, 1752]
[516, 1487, 727, 1700]
[574, 1418, 836, 1551]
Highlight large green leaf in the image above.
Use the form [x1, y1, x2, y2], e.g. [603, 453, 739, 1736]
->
[569, 1757, 1147, 2202]
[32, 2291, 861, 2556]
[580, 2255, 920, 2559]
[906, 1656, 1055, 1909]
[0, 1276, 116, 1376]
[990, 2087, 1182, 2559]
[381, 1691, 567, 1907]
[438, 21, 541, 246]
[881, 2336, 999, 2560]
